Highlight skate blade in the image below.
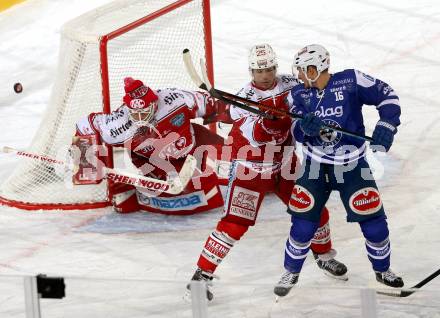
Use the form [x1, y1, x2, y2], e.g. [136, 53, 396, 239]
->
[182, 289, 192, 303]
[323, 270, 349, 281]
[368, 278, 392, 290]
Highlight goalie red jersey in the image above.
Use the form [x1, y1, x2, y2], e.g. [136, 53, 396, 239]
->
[74, 77, 224, 215]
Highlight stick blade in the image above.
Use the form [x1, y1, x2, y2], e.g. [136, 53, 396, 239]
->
[166, 154, 197, 194]
[182, 49, 204, 89]
[2, 146, 16, 153]
[376, 288, 416, 298]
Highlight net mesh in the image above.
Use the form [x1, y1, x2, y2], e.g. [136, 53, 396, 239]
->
[0, 0, 210, 209]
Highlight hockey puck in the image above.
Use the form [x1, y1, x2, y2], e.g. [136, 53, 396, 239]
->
[14, 82, 23, 94]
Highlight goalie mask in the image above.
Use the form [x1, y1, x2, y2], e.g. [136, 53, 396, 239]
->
[123, 77, 158, 127]
[248, 44, 278, 71]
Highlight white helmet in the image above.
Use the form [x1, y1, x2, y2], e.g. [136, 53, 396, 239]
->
[293, 44, 330, 74]
[248, 44, 278, 70]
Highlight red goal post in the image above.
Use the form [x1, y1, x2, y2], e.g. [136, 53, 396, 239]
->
[0, 0, 214, 210]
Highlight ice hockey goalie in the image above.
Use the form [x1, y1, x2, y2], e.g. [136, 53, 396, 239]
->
[73, 77, 225, 215]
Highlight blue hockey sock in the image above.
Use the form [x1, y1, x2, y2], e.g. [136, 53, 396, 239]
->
[359, 215, 391, 272]
[284, 216, 319, 273]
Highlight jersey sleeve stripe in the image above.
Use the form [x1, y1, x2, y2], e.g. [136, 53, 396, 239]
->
[376, 98, 400, 109]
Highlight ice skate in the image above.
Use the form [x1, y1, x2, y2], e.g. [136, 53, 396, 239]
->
[185, 268, 216, 302]
[375, 269, 404, 288]
[313, 252, 348, 281]
[274, 271, 299, 298]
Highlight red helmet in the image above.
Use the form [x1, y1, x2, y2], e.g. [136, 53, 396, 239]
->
[122, 77, 158, 126]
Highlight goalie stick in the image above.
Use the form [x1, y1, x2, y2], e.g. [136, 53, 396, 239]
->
[182, 49, 373, 142]
[376, 268, 440, 298]
[1, 146, 196, 195]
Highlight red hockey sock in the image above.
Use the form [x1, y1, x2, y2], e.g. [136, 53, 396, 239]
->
[310, 207, 332, 254]
[197, 220, 248, 272]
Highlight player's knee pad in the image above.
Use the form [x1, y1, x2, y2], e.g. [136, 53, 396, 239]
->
[290, 215, 319, 243]
[359, 214, 389, 243]
[216, 219, 249, 241]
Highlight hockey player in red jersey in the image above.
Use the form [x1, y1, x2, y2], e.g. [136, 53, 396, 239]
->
[73, 77, 225, 215]
[186, 44, 348, 301]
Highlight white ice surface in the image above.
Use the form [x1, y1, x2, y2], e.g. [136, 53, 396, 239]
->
[0, 0, 439, 317]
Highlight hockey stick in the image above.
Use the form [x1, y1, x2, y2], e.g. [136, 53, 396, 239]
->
[1, 146, 196, 195]
[182, 49, 273, 119]
[183, 49, 373, 142]
[376, 268, 440, 298]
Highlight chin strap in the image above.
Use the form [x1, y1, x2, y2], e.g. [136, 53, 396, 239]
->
[304, 69, 321, 87]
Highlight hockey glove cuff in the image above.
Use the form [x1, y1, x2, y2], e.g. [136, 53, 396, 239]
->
[262, 115, 291, 133]
[299, 113, 323, 137]
[370, 120, 397, 152]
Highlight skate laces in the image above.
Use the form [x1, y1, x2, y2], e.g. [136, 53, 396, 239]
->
[202, 272, 219, 282]
[194, 269, 219, 283]
[278, 272, 298, 286]
[322, 259, 340, 272]
[380, 269, 399, 281]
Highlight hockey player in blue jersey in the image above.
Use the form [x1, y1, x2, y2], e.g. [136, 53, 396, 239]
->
[274, 44, 404, 297]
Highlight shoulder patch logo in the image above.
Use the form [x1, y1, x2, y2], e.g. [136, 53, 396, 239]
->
[170, 113, 185, 127]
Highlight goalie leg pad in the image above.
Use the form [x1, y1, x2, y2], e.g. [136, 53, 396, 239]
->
[110, 183, 140, 214]
[71, 134, 107, 185]
[136, 184, 223, 215]
[132, 152, 224, 215]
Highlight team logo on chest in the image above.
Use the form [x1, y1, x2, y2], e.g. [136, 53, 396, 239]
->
[349, 187, 382, 215]
[316, 119, 342, 150]
[314, 105, 343, 118]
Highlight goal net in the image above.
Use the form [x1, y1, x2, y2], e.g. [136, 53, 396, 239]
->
[0, 0, 213, 210]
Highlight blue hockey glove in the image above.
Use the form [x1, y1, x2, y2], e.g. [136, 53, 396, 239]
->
[370, 120, 397, 152]
[299, 113, 323, 137]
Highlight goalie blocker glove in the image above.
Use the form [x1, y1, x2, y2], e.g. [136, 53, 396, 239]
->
[370, 120, 397, 152]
